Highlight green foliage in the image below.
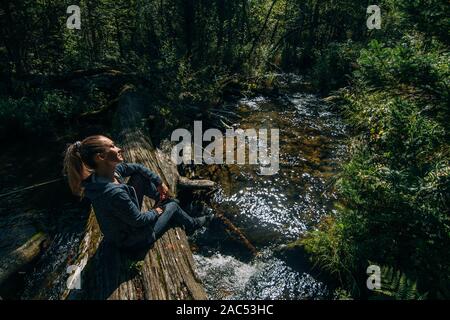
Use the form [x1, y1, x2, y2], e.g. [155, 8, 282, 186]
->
[0, 91, 71, 137]
[311, 41, 362, 92]
[371, 266, 427, 300]
[172, 60, 224, 105]
[355, 37, 449, 96]
[399, 0, 450, 44]
[333, 287, 353, 300]
[127, 259, 145, 274]
[303, 29, 450, 299]
[305, 94, 450, 297]
[301, 216, 360, 293]
[0, 89, 104, 139]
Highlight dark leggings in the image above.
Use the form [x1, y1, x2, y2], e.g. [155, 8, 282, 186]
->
[127, 172, 197, 239]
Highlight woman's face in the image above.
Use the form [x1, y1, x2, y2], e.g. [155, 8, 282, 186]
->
[96, 137, 124, 165]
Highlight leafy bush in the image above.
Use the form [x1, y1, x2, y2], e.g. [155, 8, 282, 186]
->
[0, 90, 80, 139]
[303, 34, 450, 298]
[311, 41, 362, 92]
[399, 0, 450, 44]
[355, 37, 449, 101]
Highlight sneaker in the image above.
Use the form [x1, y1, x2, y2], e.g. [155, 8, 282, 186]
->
[194, 213, 215, 228]
[189, 201, 207, 217]
[185, 213, 215, 235]
[203, 206, 215, 215]
[204, 212, 215, 223]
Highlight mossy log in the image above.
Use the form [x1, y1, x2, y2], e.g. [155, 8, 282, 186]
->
[64, 86, 208, 300]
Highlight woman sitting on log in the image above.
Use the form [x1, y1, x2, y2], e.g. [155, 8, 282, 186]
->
[63, 134, 213, 250]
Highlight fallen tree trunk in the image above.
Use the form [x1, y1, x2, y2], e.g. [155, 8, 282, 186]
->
[0, 232, 48, 288]
[178, 177, 216, 190]
[64, 86, 207, 300]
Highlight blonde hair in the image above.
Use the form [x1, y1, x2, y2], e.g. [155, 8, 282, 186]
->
[62, 135, 110, 197]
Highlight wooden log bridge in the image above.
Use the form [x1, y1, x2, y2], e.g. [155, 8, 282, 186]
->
[64, 86, 212, 300]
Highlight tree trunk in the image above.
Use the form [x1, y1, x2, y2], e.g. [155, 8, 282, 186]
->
[183, 0, 195, 56]
[216, 0, 225, 53]
[0, 232, 48, 288]
[247, 0, 278, 60]
[64, 86, 208, 300]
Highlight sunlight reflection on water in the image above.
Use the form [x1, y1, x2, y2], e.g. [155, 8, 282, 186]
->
[192, 91, 348, 299]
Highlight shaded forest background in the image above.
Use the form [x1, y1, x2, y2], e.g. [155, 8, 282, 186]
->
[0, 0, 449, 299]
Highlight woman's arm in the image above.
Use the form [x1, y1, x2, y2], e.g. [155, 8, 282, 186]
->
[110, 188, 158, 227]
[115, 162, 162, 186]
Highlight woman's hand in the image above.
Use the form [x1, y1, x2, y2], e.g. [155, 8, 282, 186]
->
[157, 183, 169, 201]
[155, 207, 163, 215]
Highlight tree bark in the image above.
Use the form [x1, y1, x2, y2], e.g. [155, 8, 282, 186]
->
[183, 0, 195, 56]
[178, 177, 216, 190]
[0, 232, 48, 288]
[64, 86, 208, 300]
[247, 0, 278, 59]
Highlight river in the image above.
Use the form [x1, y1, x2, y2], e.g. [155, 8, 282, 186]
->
[188, 91, 348, 299]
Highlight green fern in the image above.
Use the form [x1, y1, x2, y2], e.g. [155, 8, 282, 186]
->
[371, 265, 427, 300]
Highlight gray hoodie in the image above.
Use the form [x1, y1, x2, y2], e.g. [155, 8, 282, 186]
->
[81, 162, 162, 248]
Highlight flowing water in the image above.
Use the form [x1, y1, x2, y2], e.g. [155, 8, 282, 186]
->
[0, 86, 348, 300]
[0, 139, 91, 300]
[188, 92, 348, 299]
